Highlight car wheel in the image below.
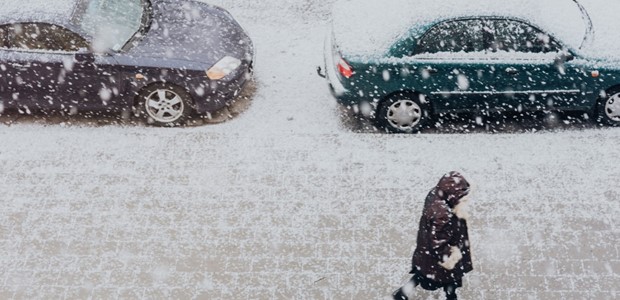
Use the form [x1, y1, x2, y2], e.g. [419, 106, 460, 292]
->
[376, 92, 430, 133]
[597, 90, 620, 126]
[138, 84, 193, 127]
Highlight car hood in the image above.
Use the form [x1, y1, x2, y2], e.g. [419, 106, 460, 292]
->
[125, 0, 253, 67]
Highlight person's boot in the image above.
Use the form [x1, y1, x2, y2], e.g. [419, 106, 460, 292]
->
[392, 288, 408, 300]
[444, 285, 457, 300]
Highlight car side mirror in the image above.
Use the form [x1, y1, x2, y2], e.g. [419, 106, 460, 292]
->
[557, 50, 575, 63]
[75, 49, 95, 63]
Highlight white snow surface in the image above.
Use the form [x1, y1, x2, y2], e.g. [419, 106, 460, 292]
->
[332, 0, 590, 58]
[0, 0, 77, 22]
[0, 1, 619, 299]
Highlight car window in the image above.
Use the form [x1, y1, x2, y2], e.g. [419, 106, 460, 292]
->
[4, 23, 89, 52]
[414, 19, 485, 55]
[485, 19, 561, 53]
[0, 26, 7, 49]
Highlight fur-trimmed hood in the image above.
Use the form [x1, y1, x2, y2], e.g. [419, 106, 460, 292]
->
[436, 171, 470, 208]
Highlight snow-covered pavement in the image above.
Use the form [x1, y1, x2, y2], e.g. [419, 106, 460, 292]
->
[1, 1, 619, 299]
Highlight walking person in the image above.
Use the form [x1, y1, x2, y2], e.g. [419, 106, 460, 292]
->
[393, 171, 473, 300]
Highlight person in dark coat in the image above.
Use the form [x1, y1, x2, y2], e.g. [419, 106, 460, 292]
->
[393, 171, 473, 300]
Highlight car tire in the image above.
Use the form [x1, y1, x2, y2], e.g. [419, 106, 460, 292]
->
[137, 84, 193, 127]
[596, 89, 620, 127]
[376, 92, 430, 133]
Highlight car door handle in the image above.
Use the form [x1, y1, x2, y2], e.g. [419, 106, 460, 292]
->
[505, 67, 519, 75]
[11, 63, 31, 70]
[424, 67, 438, 74]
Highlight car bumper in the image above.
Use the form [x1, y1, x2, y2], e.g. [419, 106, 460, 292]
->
[323, 33, 373, 111]
[189, 61, 254, 114]
[323, 32, 349, 101]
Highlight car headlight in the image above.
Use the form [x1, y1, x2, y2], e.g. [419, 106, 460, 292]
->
[206, 56, 242, 80]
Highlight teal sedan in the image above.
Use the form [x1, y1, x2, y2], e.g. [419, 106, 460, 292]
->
[324, 0, 620, 133]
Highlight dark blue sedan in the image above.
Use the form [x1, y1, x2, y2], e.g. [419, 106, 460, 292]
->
[0, 0, 254, 126]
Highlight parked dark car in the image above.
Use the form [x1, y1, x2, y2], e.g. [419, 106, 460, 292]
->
[325, 0, 620, 133]
[0, 0, 254, 126]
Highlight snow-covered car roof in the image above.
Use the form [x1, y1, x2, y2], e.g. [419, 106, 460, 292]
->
[0, 0, 79, 26]
[332, 0, 588, 58]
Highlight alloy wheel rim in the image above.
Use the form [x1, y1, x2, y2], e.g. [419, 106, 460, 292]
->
[145, 89, 184, 123]
[605, 93, 620, 122]
[387, 99, 422, 130]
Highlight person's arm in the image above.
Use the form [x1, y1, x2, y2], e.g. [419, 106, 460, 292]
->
[431, 208, 462, 270]
[430, 207, 452, 259]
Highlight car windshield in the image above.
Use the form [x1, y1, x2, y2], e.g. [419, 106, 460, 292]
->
[75, 0, 145, 52]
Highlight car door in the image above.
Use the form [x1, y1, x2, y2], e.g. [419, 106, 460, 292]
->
[1, 23, 74, 111]
[2, 22, 120, 112]
[46, 29, 121, 112]
[407, 19, 497, 112]
[0, 26, 10, 109]
[484, 19, 586, 111]
[59, 51, 121, 111]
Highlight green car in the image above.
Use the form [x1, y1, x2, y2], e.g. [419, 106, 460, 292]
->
[324, 0, 620, 133]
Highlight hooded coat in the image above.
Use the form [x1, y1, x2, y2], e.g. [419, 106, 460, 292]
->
[411, 172, 473, 288]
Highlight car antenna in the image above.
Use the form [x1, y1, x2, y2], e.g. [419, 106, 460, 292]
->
[572, 0, 594, 49]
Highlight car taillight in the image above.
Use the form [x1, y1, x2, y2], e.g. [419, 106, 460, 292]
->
[337, 57, 354, 79]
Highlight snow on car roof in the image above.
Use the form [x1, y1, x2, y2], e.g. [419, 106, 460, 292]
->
[332, 0, 587, 58]
[0, 0, 78, 25]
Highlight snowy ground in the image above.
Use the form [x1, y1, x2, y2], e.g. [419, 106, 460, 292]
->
[0, 1, 619, 299]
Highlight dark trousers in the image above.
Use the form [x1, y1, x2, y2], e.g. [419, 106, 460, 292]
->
[392, 276, 458, 300]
